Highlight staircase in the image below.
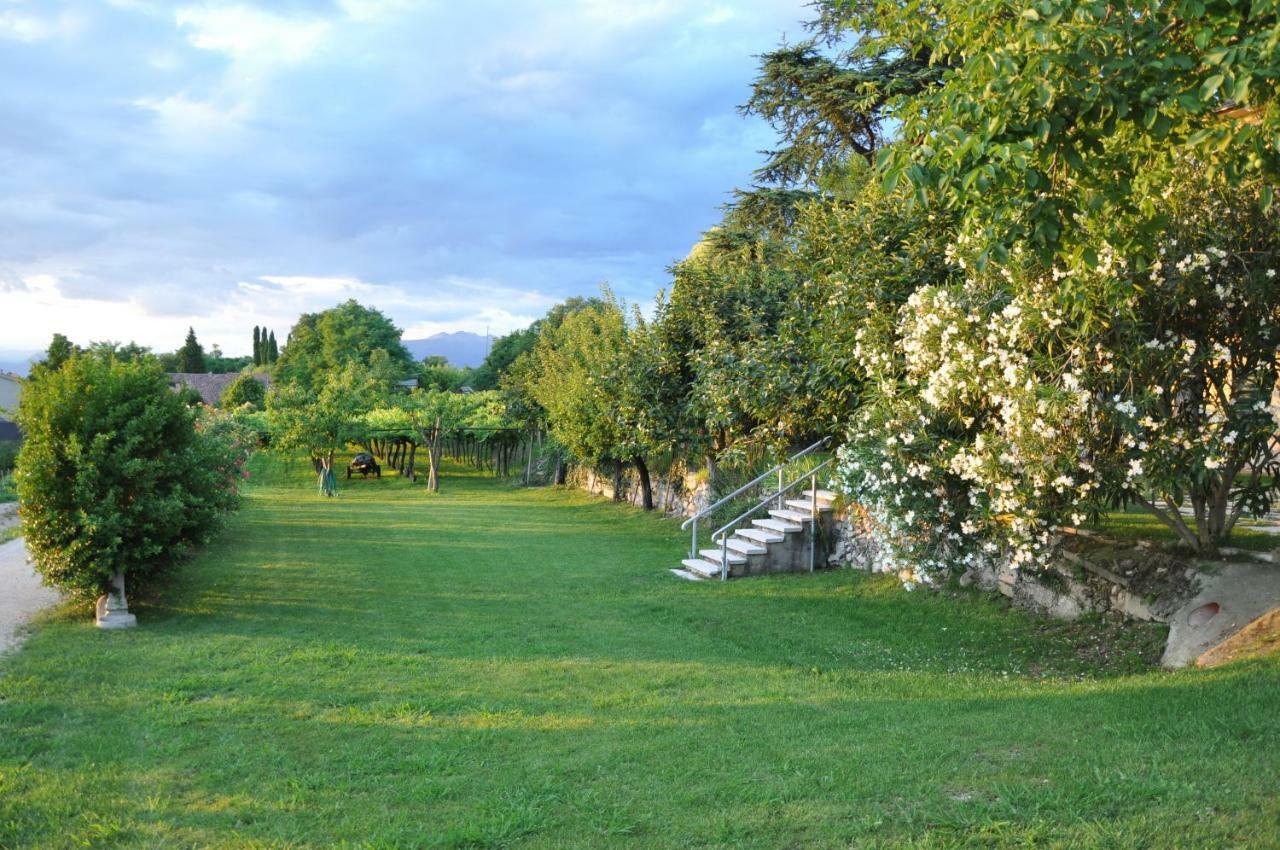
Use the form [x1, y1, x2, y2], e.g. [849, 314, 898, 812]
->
[673, 437, 839, 581]
[674, 488, 838, 580]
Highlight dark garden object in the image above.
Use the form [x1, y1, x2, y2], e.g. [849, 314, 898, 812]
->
[347, 453, 381, 479]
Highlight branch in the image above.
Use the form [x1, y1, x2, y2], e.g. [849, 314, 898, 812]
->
[1133, 491, 1200, 549]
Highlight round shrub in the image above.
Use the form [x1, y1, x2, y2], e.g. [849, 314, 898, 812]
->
[221, 374, 267, 410]
[16, 353, 247, 600]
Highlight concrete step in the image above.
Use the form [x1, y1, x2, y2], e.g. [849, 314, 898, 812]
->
[770, 508, 813, 523]
[809, 489, 838, 502]
[670, 567, 705, 581]
[737, 528, 784, 544]
[725, 537, 767, 556]
[699, 548, 747, 566]
[753, 518, 803, 534]
[681, 558, 723, 579]
[785, 499, 831, 513]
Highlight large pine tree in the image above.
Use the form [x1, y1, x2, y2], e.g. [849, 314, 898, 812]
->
[267, 330, 278, 364]
[253, 326, 261, 366]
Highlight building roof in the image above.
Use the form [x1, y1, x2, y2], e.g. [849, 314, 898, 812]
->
[168, 372, 271, 406]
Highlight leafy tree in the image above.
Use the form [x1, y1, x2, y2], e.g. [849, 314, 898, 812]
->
[35, 334, 76, 375]
[274, 300, 414, 390]
[178, 327, 206, 373]
[470, 297, 605, 390]
[516, 296, 674, 509]
[419, 356, 471, 392]
[220, 374, 268, 410]
[86, 341, 152, 364]
[267, 350, 398, 496]
[15, 352, 247, 603]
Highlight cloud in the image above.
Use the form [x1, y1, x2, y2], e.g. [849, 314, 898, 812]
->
[1, 0, 810, 355]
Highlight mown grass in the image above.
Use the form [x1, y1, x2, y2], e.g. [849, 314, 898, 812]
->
[1, 454, 1278, 848]
[1098, 509, 1279, 553]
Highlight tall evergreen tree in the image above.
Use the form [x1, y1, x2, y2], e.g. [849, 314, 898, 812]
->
[267, 330, 278, 364]
[253, 326, 261, 366]
[178, 327, 205, 373]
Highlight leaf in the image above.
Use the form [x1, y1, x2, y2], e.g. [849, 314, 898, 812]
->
[1199, 73, 1225, 100]
[1021, 7, 1040, 20]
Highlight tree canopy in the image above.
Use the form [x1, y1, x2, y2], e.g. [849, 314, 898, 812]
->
[274, 300, 415, 390]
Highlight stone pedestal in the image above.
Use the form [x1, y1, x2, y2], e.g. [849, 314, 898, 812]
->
[95, 570, 137, 630]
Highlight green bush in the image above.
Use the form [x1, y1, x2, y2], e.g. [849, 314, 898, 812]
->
[220, 374, 267, 410]
[16, 353, 249, 599]
[0, 440, 18, 474]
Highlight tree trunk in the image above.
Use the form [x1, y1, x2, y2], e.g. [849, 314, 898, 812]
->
[634, 455, 654, 511]
[405, 441, 417, 482]
[553, 455, 566, 486]
[318, 449, 336, 496]
[613, 458, 624, 502]
[427, 418, 442, 492]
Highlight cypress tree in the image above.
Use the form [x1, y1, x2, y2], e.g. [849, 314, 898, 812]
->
[178, 327, 205, 373]
[267, 330, 278, 364]
[253, 326, 261, 366]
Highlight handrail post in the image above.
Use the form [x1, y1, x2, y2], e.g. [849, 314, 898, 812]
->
[691, 520, 697, 560]
[720, 537, 728, 581]
[777, 467, 784, 509]
[809, 476, 817, 572]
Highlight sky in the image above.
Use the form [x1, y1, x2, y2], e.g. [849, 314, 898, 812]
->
[0, 0, 809, 358]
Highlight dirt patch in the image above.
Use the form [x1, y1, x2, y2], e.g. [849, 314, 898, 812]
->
[0, 502, 17, 534]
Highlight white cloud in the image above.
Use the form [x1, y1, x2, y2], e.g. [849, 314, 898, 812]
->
[4, 270, 550, 354]
[174, 4, 330, 61]
[0, 9, 85, 42]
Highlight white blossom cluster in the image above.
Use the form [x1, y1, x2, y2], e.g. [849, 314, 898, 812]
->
[831, 220, 1280, 583]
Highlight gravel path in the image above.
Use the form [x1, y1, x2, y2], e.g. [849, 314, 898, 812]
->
[0, 537, 61, 655]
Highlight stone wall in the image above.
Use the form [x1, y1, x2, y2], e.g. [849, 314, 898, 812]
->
[829, 510, 1199, 623]
[568, 463, 710, 517]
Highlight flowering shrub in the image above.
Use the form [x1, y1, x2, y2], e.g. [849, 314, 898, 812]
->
[834, 282, 1100, 584]
[832, 176, 1280, 582]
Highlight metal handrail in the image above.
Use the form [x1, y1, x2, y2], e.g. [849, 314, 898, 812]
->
[681, 436, 831, 560]
[706, 458, 834, 580]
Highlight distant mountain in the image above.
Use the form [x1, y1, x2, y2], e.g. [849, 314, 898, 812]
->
[401, 332, 491, 368]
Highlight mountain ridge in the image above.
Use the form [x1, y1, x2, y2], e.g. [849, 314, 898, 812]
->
[401, 331, 490, 368]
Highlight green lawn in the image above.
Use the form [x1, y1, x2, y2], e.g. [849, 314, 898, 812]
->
[2, 456, 1278, 848]
[1097, 510, 1280, 554]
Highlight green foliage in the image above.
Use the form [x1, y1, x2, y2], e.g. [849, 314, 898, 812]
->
[42, 333, 74, 372]
[0, 440, 18, 474]
[178, 327, 206, 373]
[519, 300, 631, 468]
[267, 351, 400, 494]
[274, 300, 414, 391]
[14, 353, 247, 599]
[418, 357, 471, 392]
[220, 374, 267, 410]
[472, 297, 607, 391]
[765, 0, 1280, 270]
